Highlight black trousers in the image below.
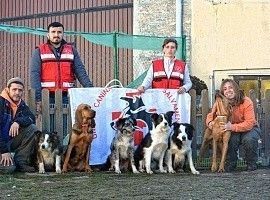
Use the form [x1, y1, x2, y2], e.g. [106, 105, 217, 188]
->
[0, 124, 38, 173]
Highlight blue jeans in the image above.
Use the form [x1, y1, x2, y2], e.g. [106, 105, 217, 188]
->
[226, 126, 261, 167]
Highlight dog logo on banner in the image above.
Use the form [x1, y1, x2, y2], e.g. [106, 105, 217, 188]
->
[110, 92, 157, 146]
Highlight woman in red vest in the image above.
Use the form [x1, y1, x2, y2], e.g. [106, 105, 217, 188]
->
[137, 38, 192, 94]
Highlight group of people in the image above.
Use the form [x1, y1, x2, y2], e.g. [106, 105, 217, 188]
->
[0, 22, 261, 173]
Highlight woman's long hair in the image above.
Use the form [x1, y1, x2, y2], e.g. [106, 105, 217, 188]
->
[220, 79, 245, 106]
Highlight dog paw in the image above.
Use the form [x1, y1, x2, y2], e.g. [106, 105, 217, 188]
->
[192, 170, 200, 175]
[133, 170, 140, 174]
[218, 168, 225, 173]
[85, 168, 93, 173]
[160, 169, 167, 173]
[62, 168, 68, 173]
[139, 169, 145, 173]
[211, 165, 218, 172]
[39, 169, 45, 174]
[115, 170, 121, 174]
[62, 166, 68, 173]
[108, 167, 114, 171]
[168, 169, 176, 174]
[56, 168, 62, 174]
[146, 170, 153, 174]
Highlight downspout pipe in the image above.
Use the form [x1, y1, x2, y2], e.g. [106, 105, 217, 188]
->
[176, 0, 185, 60]
[176, 0, 183, 37]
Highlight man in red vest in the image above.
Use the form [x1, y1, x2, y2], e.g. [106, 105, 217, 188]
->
[137, 38, 192, 94]
[30, 22, 93, 113]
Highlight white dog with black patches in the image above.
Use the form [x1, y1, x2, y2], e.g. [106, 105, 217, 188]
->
[166, 123, 199, 175]
[36, 131, 63, 174]
[134, 111, 174, 174]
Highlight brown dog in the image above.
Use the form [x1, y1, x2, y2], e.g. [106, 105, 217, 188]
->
[199, 92, 232, 172]
[62, 104, 96, 173]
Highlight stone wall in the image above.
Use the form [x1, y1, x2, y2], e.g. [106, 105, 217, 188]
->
[133, 0, 192, 79]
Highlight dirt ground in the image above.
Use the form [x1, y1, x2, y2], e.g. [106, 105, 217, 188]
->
[0, 168, 270, 200]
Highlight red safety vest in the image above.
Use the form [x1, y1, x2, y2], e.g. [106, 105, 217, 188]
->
[39, 43, 75, 92]
[152, 59, 185, 89]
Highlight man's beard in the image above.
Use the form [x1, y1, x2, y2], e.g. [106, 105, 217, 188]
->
[49, 37, 61, 45]
[50, 40, 61, 45]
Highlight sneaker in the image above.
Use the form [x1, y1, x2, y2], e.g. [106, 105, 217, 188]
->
[16, 164, 36, 173]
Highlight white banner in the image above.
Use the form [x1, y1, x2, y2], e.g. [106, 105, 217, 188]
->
[69, 88, 190, 165]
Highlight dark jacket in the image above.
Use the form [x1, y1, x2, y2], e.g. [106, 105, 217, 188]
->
[0, 96, 35, 154]
[30, 40, 93, 102]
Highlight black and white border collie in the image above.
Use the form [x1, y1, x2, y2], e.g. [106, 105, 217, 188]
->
[36, 131, 63, 174]
[109, 116, 139, 174]
[166, 123, 199, 175]
[134, 111, 174, 174]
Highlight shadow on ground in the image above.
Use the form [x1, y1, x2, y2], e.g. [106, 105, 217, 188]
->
[0, 168, 270, 200]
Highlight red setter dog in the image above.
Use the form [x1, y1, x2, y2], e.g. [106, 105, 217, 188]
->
[62, 104, 96, 173]
[199, 92, 232, 172]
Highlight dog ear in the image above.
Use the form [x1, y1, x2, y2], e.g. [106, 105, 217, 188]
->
[184, 123, 194, 140]
[151, 113, 159, 121]
[172, 122, 180, 131]
[183, 123, 194, 131]
[151, 113, 159, 127]
[75, 104, 84, 125]
[35, 130, 42, 136]
[90, 118, 96, 128]
[52, 131, 58, 137]
[84, 104, 96, 119]
[52, 131, 60, 141]
[166, 111, 174, 126]
[166, 111, 174, 118]
[214, 90, 221, 99]
[116, 118, 125, 130]
[90, 109, 96, 118]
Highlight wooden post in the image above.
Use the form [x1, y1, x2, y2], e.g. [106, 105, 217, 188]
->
[263, 89, 270, 158]
[42, 89, 50, 131]
[201, 89, 209, 136]
[189, 89, 197, 158]
[55, 90, 63, 143]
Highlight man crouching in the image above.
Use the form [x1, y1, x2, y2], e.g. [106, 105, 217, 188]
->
[0, 77, 38, 173]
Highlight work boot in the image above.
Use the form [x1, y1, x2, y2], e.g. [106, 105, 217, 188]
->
[16, 164, 36, 173]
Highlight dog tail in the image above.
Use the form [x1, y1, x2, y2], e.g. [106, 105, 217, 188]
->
[199, 128, 212, 158]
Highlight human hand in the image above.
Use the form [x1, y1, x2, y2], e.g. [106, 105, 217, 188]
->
[137, 86, 145, 94]
[177, 87, 186, 94]
[0, 153, 13, 166]
[208, 121, 213, 130]
[221, 121, 232, 132]
[9, 122, 20, 137]
[36, 101, 42, 115]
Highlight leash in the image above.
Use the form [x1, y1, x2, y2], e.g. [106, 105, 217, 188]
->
[105, 79, 124, 88]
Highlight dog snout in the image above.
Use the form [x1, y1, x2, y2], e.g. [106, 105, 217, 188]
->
[164, 122, 168, 126]
[41, 144, 46, 149]
[182, 136, 186, 141]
